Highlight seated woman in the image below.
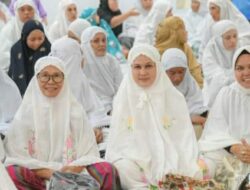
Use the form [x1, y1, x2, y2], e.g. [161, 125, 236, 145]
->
[0, 0, 37, 72]
[0, 69, 22, 136]
[80, 7, 126, 63]
[50, 38, 111, 153]
[105, 44, 201, 189]
[8, 19, 50, 96]
[155, 16, 203, 88]
[49, 0, 78, 42]
[199, 45, 250, 179]
[202, 20, 238, 107]
[81, 26, 123, 114]
[161, 48, 208, 139]
[4, 56, 121, 190]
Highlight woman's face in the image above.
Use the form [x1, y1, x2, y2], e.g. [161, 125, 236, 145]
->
[209, 3, 220, 21]
[140, 0, 153, 11]
[235, 53, 250, 89]
[108, 0, 119, 12]
[26, 29, 45, 50]
[191, 0, 200, 13]
[37, 66, 64, 97]
[65, 4, 77, 22]
[18, 5, 35, 23]
[90, 32, 107, 57]
[166, 67, 186, 86]
[131, 54, 157, 88]
[222, 29, 238, 51]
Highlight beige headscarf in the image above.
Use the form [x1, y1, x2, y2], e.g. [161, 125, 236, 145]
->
[155, 16, 203, 87]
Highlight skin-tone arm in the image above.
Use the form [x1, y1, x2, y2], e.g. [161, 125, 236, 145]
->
[191, 115, 206, 127]
[94, 128, 104, 144]
[110, 8, 139, 28]
[32, 168, 54, 180]
[230, 139, 250, 164]
[61, 166, 85, 173]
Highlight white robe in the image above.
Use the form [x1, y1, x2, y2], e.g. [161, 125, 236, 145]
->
[81, 26, 123, 113]
[106, 44, 201, 188]
[202, 20, 237, 107]
[0, 69, 22, 135]
[4, 56, 102, 170]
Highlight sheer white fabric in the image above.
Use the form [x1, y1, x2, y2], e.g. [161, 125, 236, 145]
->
[0, 69, 22, 135]
[4, 56, 102, 170]
[81, 26, 123, 113]
[106, 44, 200, 187]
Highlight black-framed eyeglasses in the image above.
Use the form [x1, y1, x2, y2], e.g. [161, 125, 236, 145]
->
[37, 72, 64, 83]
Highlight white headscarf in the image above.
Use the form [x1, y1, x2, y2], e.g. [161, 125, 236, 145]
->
[67, 18, 91, 40]
[199, 45, 250, 152]
[0, 69, 22, 135]
[106, 44, 200, 185]
[0, 0, 37, 72]
[49, 0, 77, 42]
[162, 48, 207, 115]
[50, 38, 110, 128]
[0, 2, 12, 31]
[4, 56, 101, 170]
[209, 0, 250, 33]
[202, 20, 238, 107]
[81, 26, 123, 113]
[134, 0, 172, 45]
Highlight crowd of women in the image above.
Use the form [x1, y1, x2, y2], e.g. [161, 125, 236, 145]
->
[0, 0, 250, 189]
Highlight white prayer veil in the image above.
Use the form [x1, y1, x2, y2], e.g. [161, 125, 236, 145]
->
[199, 45, 250, 152]
[202, 20, 238, 107]
[162, 48, 207, 115]
[49, 0, 77, 42]
[0, 69, 22, 135]
[80, 26, 123, 113]
[134, 0, 173, 45]
[67, 18, 91, 40]
[4, 56, 101, 170]
[0, 0, 37, 72]
[106, 44, 200, 185]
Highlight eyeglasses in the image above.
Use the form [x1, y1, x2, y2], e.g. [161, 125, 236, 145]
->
[37, 72, 64, 83]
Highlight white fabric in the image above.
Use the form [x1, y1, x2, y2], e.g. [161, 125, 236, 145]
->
[161, 48, 207, 115]
[134, 0, 172, 45]
[4, 56, 102, 170]
[202, 20, 237, 107]
[199, 45, 250, 152]
[0, 138, 4, 162]
[0, 0, 37, 72]
[0, 2, 12, 31]
[67, 18, 90, 40]
[121, 0, 153, 38]
[50, 38, 110, 128]
[81, 26, 123, 113]
[0, 162, 17, 190]
[49, 0, 77, 42]
[199, 0, 250, 63]
[0, 69, 22, 135]
[106, 44, 200, 187]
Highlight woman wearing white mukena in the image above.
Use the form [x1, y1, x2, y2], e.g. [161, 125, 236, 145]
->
[199, 45, 250, 179]
[106, 44, 201, 189]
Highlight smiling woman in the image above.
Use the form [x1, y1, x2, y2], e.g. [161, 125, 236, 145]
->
[8, 19, 51, 96]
